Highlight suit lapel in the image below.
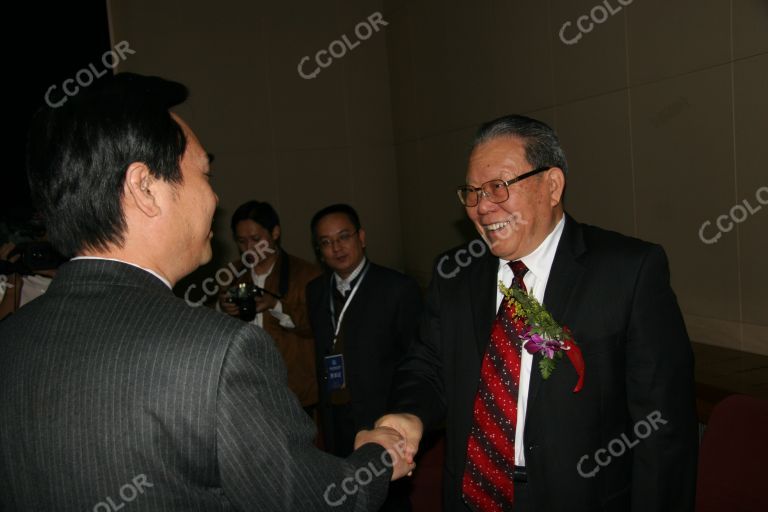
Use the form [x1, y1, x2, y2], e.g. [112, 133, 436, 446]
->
[327, 262, 376, 353]
[470, 251, 499, 357]
[339, 264, 371, 347]
[526, 214, 587, 410]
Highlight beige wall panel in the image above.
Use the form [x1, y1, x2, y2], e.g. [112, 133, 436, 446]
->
[557, 90, 635, 235]
[627, 0, 730, 85]
[632, 65, 738, 321]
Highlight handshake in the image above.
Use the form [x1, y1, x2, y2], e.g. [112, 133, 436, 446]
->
[353, 413, 424, 481]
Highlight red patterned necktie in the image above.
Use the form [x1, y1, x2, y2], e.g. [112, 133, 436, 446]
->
[462, 260, 528, 511]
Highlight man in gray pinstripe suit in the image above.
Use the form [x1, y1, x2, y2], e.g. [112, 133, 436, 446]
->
[0, 73, 412, 511]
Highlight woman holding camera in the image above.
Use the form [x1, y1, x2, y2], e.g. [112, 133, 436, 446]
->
[217, 201, 322, 416]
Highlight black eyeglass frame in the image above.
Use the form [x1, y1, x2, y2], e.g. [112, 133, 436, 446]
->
[316, 229, 360, 250]
[457, 166, 552, 207]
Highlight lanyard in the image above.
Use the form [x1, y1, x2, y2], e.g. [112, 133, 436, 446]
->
[329, 263, 370, 347]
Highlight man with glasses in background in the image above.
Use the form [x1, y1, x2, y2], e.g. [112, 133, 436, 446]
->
[377, 115, 698, 511]
[307, 203, 423, 510]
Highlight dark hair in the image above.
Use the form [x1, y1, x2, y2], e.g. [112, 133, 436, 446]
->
[473, 114, 568, 175]
[26, 72, 189, 258]
[230, 201, 280, 235]
[310, 204, 361, 245]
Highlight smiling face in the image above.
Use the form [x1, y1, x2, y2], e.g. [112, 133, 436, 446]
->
[465, 136, 565, 261]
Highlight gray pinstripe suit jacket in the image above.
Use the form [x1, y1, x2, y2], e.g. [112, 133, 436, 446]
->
[0, 259, 391, 511]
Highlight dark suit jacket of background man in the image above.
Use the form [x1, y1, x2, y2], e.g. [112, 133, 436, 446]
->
[391, 214, 699, 511]
[228, 250, 322, 408]
[0, 259, 392, 511]
[307, 262, 423, 445]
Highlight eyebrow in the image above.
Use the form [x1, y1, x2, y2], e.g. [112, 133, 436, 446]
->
[465, 170, 520, 186]
[319, 229, 353, 239]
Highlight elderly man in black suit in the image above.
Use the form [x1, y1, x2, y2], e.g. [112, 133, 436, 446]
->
[377, 115, 698, 511]
[0, 73, 412, 511]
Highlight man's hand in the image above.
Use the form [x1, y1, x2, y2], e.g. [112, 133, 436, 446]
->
[375, 413, 424, 465]
[354, 426, 416, 480]
[0, 243, 19, 263]
[218, 292, 240, 317]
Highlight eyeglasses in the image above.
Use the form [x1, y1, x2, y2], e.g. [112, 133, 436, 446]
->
[457, 166, 551, 207]
[317, 230, 359, 250]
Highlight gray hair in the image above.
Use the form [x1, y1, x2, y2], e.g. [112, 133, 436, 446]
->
[472, 114, 568, 175]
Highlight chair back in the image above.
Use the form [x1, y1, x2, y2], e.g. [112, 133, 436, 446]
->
[696, 394, 768, 511]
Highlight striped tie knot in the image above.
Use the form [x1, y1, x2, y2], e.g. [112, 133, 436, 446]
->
[508, 260, 528, 292]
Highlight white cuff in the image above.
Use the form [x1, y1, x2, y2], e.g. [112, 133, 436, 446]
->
[268, 300, 296, 328]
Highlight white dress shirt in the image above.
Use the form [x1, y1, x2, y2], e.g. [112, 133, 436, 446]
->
[247, 263, 295, 329]
[496, 215, 565, 466]
[249, 264, 273, 328]
[334, 257, 367, 296]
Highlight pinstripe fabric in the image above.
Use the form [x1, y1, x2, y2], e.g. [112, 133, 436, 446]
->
[0, 260, 391, 511]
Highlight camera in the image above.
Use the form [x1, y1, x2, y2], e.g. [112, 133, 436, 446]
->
[226, 283, 259, 322]
[0, 241, 66, 275]
[224, 283, 278, 322]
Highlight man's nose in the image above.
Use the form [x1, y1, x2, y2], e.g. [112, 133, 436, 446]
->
[475, 192, 496, 215]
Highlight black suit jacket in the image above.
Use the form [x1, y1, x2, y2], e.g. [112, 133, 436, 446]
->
[0, 259, 391, 511]
[392, 215, 698, 511]
[307, 262, 423, 434]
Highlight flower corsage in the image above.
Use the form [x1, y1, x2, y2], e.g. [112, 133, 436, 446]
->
[499, 281, 585, 393]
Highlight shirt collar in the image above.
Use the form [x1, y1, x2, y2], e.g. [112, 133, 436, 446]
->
[71, 256, 173, 289]
[334, 257, 367, 295]
[499, 214, 565, 280]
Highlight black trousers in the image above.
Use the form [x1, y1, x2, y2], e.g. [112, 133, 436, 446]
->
[512, 480, 531, 511]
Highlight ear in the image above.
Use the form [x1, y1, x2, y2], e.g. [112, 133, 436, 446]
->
[547, 167, 566, 207]
[358, 228, 367, 249]
[125, 162, 161, 217]
[271, 225, 281, 243]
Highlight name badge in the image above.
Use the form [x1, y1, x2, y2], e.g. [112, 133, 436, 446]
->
[324, 354, 345, 391]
